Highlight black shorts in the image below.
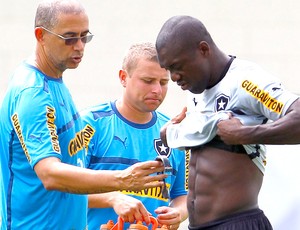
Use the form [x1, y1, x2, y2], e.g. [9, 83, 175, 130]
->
[188, 208, 273, 230]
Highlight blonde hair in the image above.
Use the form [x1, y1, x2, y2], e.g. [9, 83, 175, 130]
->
[122, 42, 158, 75]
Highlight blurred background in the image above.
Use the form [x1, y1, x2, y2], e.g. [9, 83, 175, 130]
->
[1, 1, 300, 229]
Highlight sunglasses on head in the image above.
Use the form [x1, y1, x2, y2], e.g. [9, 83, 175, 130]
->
[40, 26, 93, 46]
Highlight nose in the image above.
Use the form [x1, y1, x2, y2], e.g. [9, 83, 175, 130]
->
[152, 81, 163, 94]
[74, 38, 85, 51]
[170, 71, 180, 82]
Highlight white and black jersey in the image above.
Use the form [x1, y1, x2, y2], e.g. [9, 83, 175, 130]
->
[166, 58, 299, 174]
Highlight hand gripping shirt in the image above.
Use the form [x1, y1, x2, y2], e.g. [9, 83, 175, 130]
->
[0, 62, 87, 230]
[166, 58, 299, 174]
[80, 101, 188, 230]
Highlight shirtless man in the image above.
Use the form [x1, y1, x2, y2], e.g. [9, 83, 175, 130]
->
[156, 15, 300, 229]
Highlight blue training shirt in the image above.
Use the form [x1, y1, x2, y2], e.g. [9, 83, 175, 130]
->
[81, 101, 188, 230]
[0, 61, 87, 230]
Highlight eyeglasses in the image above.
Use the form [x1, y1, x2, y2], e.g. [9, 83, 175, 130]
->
[40, 26, 93, 46]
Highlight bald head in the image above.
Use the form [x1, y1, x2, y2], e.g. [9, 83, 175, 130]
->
[34, 0, 86, 29]
[156, 15, 213, 53]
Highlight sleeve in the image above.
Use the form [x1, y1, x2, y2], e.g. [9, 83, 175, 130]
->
[12, 87, 62, 168]
[80, 111, 96, 168]
[237, 70, 299, 121]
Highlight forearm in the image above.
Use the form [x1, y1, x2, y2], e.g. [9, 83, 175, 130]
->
[240, 109, 300, 144]
[35, 157, 166, 194]
[88, 192, 121, 208]
[217, 99, 300, 145]
[89, 191, 150, 223]
[35, 158, 124, 194]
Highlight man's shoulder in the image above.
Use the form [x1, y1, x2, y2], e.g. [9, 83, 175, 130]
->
[80, 101, 114, 120]
[230, 58, 265, 75]
[9, 62, 46, 90]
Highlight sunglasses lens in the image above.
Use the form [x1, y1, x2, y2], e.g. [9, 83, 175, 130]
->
[64, 35, 93, 45]
[65, 38, 79, 46]
[82, 35, 93, 44]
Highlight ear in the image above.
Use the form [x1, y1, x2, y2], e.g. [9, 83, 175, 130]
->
[35, 27, 44, 43]
[119, 69, 128, 87]
[198, 41, 210, 55]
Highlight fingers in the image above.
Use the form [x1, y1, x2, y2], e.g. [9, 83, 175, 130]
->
[134, 161, 167, 177]
[115, 196, 151, 224]
[171, 107, 187, 124]
[123, 212, 147, 224]
[122, 161, 167, 191]
[127, 202, 150, 224]
[138, 160, 164, 171]
[121, 213, 135, 223]
[168, 223, 180, 230]
[143, 178, 165, 189]
[155, 207, 181, 230]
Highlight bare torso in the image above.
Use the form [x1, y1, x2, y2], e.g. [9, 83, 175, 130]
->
[188, 146, 263, 227]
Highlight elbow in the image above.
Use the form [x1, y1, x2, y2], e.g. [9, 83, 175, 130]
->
[37, 169, 60, 190]
[41, 177, 58, 191]
[34, 158, 62, 191]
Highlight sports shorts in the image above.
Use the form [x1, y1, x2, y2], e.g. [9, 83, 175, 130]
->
[188, 208, 273, 230]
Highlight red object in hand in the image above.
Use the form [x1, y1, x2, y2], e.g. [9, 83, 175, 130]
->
[100, 216, 159, 230]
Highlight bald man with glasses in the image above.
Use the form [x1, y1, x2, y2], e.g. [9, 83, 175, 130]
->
[0, 1, 166, 229]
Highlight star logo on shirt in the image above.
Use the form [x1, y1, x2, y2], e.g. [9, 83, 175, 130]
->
[159, 143, 169, 154]
[215, 94, 230, 111]
[154, 139, 171, 157]
[218, 99, 226, 110]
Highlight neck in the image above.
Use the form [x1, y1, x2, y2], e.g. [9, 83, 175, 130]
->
[30, 48, 63, 78]
[209, 50, 232, 88]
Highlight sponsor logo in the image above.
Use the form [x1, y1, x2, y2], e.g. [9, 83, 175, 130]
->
[82, 124, 95, 151]
[11, 113, 31, 163]
[241, 80, 283, 114]
[46, 106, 60, 153]
[70, 124, 95, 156]
[121, 183, 170, 201]
[185, 149, 190, 191]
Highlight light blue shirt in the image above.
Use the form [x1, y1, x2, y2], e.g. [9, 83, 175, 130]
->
[81, 101, 188, 230]
[0, 62, 87, 230]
